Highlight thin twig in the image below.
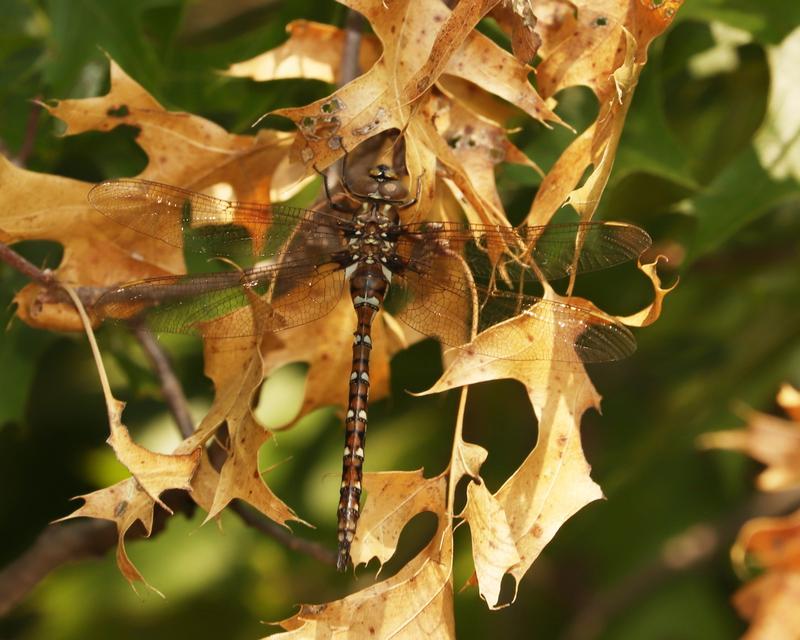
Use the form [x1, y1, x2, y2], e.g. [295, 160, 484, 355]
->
[231, 502, 337, 566]
[324, 9, 364, 189]
[132, 323, 196, 439]
[0, 241, 55, 286]
[0, 490, 194, 617]
[340, 10, 364, 87]
[132, 325, 335, 565]
[16, 99, 43, 167]
[0, 520, 117, 616]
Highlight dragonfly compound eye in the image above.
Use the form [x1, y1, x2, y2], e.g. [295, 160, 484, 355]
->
[379, 180, 407, 199]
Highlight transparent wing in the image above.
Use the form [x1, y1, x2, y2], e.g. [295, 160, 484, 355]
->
[89, 179, 352, 261]
[396, 220, 651, 284]
[95, 261, 346, 338]
[386, 252, 636, 363]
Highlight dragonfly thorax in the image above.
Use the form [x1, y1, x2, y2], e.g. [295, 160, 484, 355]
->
[344, 207, 401, 282]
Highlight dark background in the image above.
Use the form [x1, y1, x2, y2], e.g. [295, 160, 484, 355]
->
[1, 1, 799, 638]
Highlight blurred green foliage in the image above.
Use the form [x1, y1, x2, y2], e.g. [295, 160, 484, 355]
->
[1, 1, 799, 639]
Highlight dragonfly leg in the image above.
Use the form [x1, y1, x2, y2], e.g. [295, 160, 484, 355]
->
[338, 146, 363, 201]
[397, 169, 424, 210]
[315, 164, 358, 213]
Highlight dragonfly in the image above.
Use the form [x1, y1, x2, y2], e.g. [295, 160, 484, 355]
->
[89, 161, 651, 571]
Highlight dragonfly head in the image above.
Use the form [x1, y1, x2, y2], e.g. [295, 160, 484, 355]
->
[366, 164, 408, 201]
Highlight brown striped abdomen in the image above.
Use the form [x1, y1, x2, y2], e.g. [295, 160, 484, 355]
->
[336, 264, 388, 571]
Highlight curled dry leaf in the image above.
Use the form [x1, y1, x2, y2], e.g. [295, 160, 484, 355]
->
[54, 284, 201, 593]
[491, 0, 542, 64]
[227, 20, 383, 85]
[733, 510, 800, 574]
[616, 256, 679, 328]
[0, 59, 312, 587]
[1, 61, 304, 333]
[187, 309, 304, 527]
[529, 0, 684, 224]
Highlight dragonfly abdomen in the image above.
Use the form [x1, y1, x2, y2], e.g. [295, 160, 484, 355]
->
[336, 263, 389, 571]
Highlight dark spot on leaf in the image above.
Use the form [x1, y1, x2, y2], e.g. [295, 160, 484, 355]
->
[593, 16, 608, 27]
[114, 500, 129, 517]
[107, 104, 130, 118]
[532, 524, 543, 537]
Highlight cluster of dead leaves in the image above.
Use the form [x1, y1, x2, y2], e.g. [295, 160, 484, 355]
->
[701, 385, 800, 639]
[0, 0, 683, 635]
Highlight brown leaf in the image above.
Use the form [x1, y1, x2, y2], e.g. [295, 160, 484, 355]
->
[459, 480, 520, 607]
[1, 60, 304, 335]
[423, 290, 606, 604]
[46, 59, 301, 194]
[734, 510, 800, 573]
[491, 1, 542, 64]
[270, 0, 559, 169]
[615, 257, 678, 328]
[699, 393, 800, 492]
[529, 1, 684, 225]
[704, 385, 800, 637]
[733, 572, 800, 640]
[107, 416, 200, 512]
[351, 470, 447, 568]
[57, 478, 161, 594]
[226, 20, 382, 84]
[188, 312, 303, 526]
[273, 522, 454, 639]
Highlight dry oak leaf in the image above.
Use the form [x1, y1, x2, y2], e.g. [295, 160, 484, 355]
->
[699, 385, 800, 491]
[1, 59, 303, 334]
[733, 510, 800, 574]
[0, 156, 181, 333]
[260, 293, 408, 427]
[421, 290, 610, 607]
[491, 0, 542, 64]
[351, 469, 447, 568]
[273, 521, 455, 639]
[57, 478, 162, 593]
[528, 0, 684, 225]
[268, 0, 561, 170]
[231, 14, 544, 228]
[733, 572, 800, 640]
[458, 480, 521, 607]
[45, 59, 303, 198]
[226, 20, 383, 85]
[181, 311, 304, 527]
[106, 398, 200, 511]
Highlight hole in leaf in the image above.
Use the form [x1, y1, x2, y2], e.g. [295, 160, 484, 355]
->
[106, 104, 130, 118]
[255, 362, 309, 429]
